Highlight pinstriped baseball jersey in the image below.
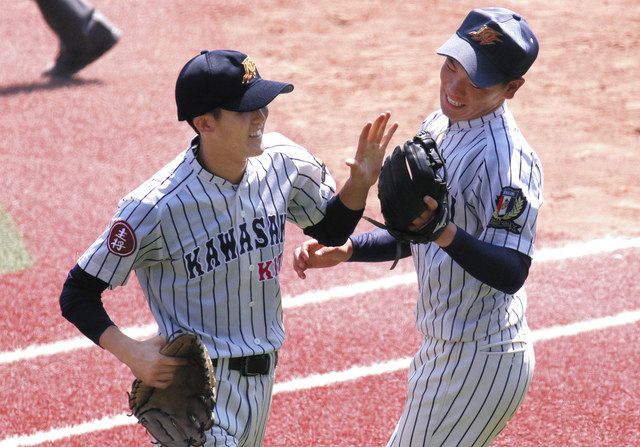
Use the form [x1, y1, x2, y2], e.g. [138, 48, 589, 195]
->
[77, 131, 335, 359]
[412, 102, 544, 341]
[387, 102, 541, 447]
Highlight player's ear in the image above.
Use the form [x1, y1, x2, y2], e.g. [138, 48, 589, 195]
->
[192, 113, 215, 134]
[504, 78, 525, 99]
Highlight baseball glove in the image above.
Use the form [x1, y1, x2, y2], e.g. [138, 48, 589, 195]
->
[128, 332, 216, 447]
[365, 131, 449, 246]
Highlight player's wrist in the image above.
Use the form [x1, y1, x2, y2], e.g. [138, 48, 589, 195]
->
[434, 223, 457, 247]
[100, 325, 140, 366]
[343, 239, 354, 261]
[338, 179, 369, 210]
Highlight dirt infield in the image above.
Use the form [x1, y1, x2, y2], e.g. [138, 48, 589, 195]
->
[3, 0, 639, 247]
[2, 0, 638, 343]
[1, 1, 639, 446]
[194, 0, 640, 244]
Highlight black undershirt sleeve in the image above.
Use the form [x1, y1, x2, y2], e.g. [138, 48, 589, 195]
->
[348, 228, 411, 262]
[442, 228, 531, 294]
[303, 195, 364, 247]
[348, 226, 531, 294]
[59, 264, 115, 346]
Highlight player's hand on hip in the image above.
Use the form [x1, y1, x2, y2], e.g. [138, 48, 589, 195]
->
[293, 238, 353, 279]
[127, 335, 189, 389]
[346, 111, 398, 189]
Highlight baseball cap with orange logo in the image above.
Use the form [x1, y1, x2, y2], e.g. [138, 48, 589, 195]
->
[437, 7, 539, 88]
[175, 50, 294, 121]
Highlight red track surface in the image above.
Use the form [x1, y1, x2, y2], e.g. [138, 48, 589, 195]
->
[1, 1, 639, 446]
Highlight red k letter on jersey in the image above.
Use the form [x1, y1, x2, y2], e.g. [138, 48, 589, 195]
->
[257, 252, 283, 281]
[258, 260, 274, 281]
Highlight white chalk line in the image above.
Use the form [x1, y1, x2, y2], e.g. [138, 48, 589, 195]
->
[0, 237, 639, 446]
[1, 308, 639, 446]
[2, 236, 639, 366]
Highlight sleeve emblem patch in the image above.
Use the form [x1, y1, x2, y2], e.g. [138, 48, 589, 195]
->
[107, 220, 137, 256]
[488, 187, 527, 233]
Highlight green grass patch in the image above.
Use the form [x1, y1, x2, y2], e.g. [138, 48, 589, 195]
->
[0, 207, 32, 274]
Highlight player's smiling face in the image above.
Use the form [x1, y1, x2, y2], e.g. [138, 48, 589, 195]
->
[439, 57, 522, 124]
[216, 107, 269, 158]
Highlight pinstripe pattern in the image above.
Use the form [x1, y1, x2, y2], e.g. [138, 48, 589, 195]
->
[412, 103, 543, 342]
[77, 132, 335, 445]
[206, 352, 277, 447]
[391, 103, 542, 446]
[388, 335, 534, 447]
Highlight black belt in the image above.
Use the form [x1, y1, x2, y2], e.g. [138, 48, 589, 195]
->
[213, 352, 278, 376]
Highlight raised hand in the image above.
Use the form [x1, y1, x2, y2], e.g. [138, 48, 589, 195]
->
[347, 111, 398, 188]
[339, 112, 398, 210]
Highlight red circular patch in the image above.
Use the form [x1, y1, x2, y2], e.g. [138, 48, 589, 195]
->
[107, 220, 137, 256]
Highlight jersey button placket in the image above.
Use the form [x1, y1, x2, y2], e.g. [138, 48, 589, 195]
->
[237, 177, 254, 274]
[236, 182, 257, 317]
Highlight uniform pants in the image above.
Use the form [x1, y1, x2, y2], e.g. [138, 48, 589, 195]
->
[35, 0, 94, 45]
[388, 331, 534, 447]
[204, 352, 277, 447]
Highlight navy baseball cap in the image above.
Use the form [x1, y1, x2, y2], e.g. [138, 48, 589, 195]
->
[175, 49, 294, 121]
[437, 7, 539, 88]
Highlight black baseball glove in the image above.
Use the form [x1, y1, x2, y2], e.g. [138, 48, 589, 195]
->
[365, 131, 449, 246]
[128, 332, 216, 447]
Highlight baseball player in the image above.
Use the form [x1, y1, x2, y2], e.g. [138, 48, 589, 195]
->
[293, 8, 543, 447]
[59, 49, 397, 446]
[35, 0, 120, 78]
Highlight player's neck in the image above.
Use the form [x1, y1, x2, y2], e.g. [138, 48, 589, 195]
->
[197, 139, 247, 184]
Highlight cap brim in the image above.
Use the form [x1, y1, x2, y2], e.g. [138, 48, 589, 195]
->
[222, 79, 294, 112]
[437, 33, 508, 88]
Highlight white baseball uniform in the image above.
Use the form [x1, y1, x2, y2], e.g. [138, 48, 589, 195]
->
[77, 131, 336, 446]
[388, 103, 543, 447]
